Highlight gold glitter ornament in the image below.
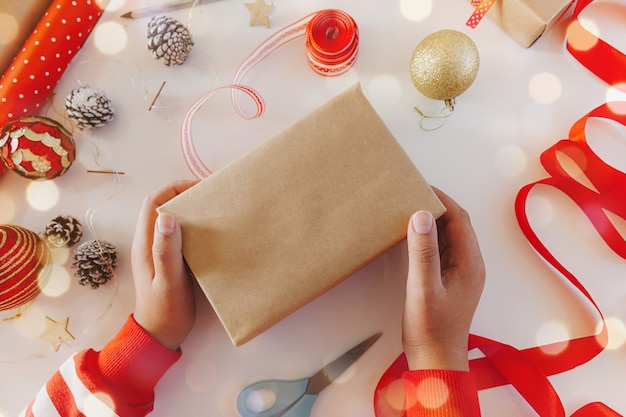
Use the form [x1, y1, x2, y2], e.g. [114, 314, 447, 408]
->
[410, 29, 479, 109]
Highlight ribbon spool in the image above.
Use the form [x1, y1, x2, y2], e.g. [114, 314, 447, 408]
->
[182, 9, 359, 179]
[305, 10, 359, 76]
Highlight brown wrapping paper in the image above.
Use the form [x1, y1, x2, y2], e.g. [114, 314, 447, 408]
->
[0, 0, 54, 74]
[486, 0, 573, 48]
[159, 83, 445, 346]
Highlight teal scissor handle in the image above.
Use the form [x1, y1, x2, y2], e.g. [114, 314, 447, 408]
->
[237, 378, 319, 417]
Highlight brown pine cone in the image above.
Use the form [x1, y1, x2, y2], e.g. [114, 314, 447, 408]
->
[72, 240, 118, 289]
[42, 215, 83, 248]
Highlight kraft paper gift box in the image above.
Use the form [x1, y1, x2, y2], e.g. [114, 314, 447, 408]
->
[159, 83, 445, 346]
[485, 0, 574, 48]
[0, 0, 54, 74]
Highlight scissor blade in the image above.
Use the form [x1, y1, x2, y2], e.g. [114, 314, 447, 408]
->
[306, 332, 382, 394]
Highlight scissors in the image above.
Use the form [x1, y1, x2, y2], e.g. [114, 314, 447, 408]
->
[237, 332, 382, 417]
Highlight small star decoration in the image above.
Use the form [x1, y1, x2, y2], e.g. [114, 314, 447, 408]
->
[39, 316, 75, 352]
[244, 0, 276, 28]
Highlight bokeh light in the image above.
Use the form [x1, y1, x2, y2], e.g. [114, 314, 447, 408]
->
[380, 379, 407, 412]
[185, 360, 218, 392]
[94, 21, 127, 55]
[40, 264, 71, 297]
[50, 246, 70, 265]
[606, 85, 626, 115]
[0, 190, 16, 222]
[415, 376, 449, 409]
[567, 19, 599, 52]
[529, 72, 562, 104]
[13, 305, 46, 339]
[494, 145, 527, 177]
[26, 180, 60, 211]
[242, 389, 276, 413]
[369, 74, 402, 108]
[536, 321, 570, 355]
[0, 13, 18, 45]
[400, 0, 433, 21]
[602, 317, 626, 350]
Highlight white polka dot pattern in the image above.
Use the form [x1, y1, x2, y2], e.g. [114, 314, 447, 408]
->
[0, 0, 107, 127]
[466, 0, 496, 28]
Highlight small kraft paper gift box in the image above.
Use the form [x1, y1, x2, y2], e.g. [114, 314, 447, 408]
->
[159, 83, 445, 346]
[484, 0, 574, 48]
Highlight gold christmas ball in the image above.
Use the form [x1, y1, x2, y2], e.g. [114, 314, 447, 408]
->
[410, 29, 479, 101]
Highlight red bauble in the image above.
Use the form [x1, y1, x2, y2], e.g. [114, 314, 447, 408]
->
[0, 116, 75, 180]
[0, 224, 51, 311]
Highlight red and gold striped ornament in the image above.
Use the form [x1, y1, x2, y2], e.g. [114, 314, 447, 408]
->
[0, 224, 52, 311]
[0, 116, 75, 180]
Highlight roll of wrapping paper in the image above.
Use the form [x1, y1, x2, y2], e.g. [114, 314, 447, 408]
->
[182, 9, 359, 179]
[0, 0, 109, 127]
[0, 0, 54, 75]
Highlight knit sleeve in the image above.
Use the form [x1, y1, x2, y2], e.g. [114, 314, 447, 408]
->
[20, 314, 181, 417]
[401, 370, 481, 417]
[79, 314, 182, 416]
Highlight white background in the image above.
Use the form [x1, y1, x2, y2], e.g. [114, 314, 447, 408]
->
[1, 0, 626, 415]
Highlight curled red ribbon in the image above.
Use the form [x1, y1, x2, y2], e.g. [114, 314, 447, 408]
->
[566, 0, 626, 91]
[0, 0, 108, 127]
[376, 2, 626, 415]
[374, 101, 626, 417]
[181, 9, 359, 179]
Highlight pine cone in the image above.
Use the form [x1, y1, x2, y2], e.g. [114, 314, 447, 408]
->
[65, 86, 115, 129]
[42, 215, 83, 248]
[146, 16, 194, 66]
[72, 240, 118, 289]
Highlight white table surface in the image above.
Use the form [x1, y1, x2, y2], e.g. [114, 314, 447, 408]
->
[1, 0, 626, 415]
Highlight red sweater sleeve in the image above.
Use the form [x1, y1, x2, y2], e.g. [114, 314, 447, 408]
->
[22, 315, 181, 417]
[402, 370, 481, 417]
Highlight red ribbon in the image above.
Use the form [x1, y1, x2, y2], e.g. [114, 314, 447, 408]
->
[374, 101, 626, 417]
[466, 0, 496, 28]
[377, 2, 626, 414]
[0, 0, 108, 128]
[566, 0, 626, 91]
[181, 9, 359, 179]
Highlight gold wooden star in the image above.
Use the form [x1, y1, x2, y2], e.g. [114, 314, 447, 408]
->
[244, 0, 276, 28]
[39, 316, 75, 352]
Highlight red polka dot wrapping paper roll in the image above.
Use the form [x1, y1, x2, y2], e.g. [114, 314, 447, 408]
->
[0, 0, 108, 127]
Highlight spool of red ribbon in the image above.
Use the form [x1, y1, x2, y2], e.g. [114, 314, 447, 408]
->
[305, 10, 359, 76]
[0, 0, 108, 127]
[181, 9, 359, 179]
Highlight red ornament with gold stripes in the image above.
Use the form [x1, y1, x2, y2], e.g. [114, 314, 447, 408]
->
[0, 224, 52, 311]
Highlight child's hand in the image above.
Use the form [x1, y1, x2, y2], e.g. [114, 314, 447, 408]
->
[131, 180, 199, 351]
[402, 188, 485, 371]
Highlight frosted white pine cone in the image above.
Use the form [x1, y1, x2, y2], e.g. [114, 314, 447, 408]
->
[146, 16, 194, 66]
[65, 86, 115, 130]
